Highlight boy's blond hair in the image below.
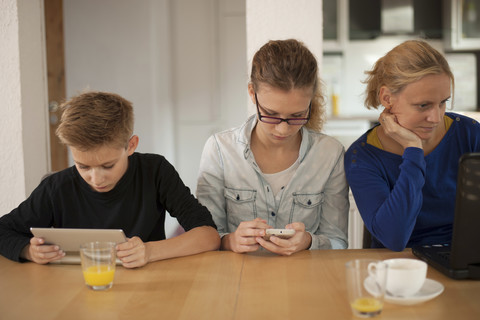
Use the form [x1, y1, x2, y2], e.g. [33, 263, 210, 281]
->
[56, 91, 134, 151]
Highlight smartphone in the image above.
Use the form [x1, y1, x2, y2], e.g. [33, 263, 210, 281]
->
[263, 229, 295, 241]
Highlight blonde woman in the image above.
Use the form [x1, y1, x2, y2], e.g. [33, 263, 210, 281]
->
[345, 40, 480, 251]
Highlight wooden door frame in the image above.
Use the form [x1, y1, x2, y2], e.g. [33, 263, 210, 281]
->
[44, 0, 68, 171]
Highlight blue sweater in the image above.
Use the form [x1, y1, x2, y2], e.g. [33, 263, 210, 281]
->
[345, 113, 480, 251]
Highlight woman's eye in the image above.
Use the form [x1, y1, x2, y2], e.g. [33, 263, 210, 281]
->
[103, 165, 114, 169]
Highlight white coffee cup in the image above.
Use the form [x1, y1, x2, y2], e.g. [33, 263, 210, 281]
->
[383, 258, 427, 297]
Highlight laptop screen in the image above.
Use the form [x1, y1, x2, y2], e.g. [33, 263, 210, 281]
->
[450, 153, 480, 270]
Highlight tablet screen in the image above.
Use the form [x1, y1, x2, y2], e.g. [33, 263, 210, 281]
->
[30, 228, 127, 252]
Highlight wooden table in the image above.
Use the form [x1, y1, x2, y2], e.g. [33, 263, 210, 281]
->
[0, 249, 479, 319]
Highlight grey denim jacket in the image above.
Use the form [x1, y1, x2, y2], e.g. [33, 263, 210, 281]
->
[196, 115, 349, 249]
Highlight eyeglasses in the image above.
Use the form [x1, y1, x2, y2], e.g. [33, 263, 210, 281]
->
[255, 93, 311, 125]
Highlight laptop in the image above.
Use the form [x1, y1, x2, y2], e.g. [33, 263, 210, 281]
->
[30, 227, 127, 265]
[412, 153, 480, 280]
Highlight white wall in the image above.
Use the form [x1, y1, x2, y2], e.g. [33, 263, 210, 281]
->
[63, 0, 175, 162]
[0, 0, 49, 216]
[246, 0, 323, 62]
[172, 0, 247, 193]
[246, 0, 323, 113]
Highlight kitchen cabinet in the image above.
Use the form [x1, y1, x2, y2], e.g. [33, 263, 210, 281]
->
[324, 0, 480, 51]
[444, 0, 480, 50]
[323, 0, 442, 52]
[322, 0, 479, 115]
[323, 0, 347, 52]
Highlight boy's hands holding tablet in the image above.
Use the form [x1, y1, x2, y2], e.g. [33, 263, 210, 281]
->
[21, 237, 65, 264]
[116, 236, 150, 268]
[23, 232, 151, 268]
[256, 222, 312, 256]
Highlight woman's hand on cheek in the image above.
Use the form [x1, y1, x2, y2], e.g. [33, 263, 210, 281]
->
[380, 110, 422, 149]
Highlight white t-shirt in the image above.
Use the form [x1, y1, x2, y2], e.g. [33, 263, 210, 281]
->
[262, 159, 300, 199]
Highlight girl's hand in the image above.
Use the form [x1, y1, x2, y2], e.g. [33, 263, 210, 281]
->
[256, 222, 311, 256]
[224, 218, 271, 253]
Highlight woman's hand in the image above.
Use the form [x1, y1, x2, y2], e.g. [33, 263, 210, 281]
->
[380, 111, 422, 150]
[256, 222, 312, 256]
[116, 236, 150, 268]
[22, 237, 65, 264]
[222, 218, 271, 253]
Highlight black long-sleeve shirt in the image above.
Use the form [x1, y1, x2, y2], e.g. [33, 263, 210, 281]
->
[0, 152, 216, 261]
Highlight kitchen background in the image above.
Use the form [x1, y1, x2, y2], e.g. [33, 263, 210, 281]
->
[3, 0, 479, 248]
[62, 0, 480, 247]
[322, 0, 480, 144]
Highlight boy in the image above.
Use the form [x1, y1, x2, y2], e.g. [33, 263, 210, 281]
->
[0, 91, 220, 268]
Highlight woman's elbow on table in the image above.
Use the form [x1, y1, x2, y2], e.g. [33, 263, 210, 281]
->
[376, 234, 409, 252]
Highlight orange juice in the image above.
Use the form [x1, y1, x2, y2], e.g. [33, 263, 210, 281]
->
[82, 265, 115, 286]
[351, 297, 383, 315]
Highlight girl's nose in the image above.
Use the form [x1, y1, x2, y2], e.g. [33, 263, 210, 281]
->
[275, 121, 291, 134]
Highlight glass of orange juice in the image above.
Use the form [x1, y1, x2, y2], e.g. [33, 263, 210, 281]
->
[345, 259, 388, 318]
[80, 242, 116, 291]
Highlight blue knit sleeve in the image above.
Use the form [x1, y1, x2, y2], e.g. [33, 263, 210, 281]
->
[345, 144, 426, 251]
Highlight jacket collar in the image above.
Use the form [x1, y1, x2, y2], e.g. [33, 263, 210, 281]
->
[238, 114, 310, 163]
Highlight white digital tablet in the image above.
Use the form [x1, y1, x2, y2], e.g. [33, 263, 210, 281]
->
[30, 227, 127, 264]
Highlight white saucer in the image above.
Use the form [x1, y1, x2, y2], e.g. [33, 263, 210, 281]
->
[364, 277, 444, 306]
[384, 279, 444, 305]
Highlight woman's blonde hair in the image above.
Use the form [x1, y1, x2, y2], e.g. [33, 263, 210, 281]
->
[250, 39, 326, 132]
[56, 91, 134, 151]
[364, 40, 455, 109]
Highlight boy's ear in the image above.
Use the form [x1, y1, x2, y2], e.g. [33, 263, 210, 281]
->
[127, 135, 139, 155]
[379, 86, 393, 109]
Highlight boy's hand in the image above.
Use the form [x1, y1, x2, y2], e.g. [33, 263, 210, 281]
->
[116, 237, 150, 268]
[256, 222, 312, 256]
[22, 237, 65, 264]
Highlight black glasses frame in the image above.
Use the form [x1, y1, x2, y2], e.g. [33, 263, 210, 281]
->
[255, 93, 311, 126]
